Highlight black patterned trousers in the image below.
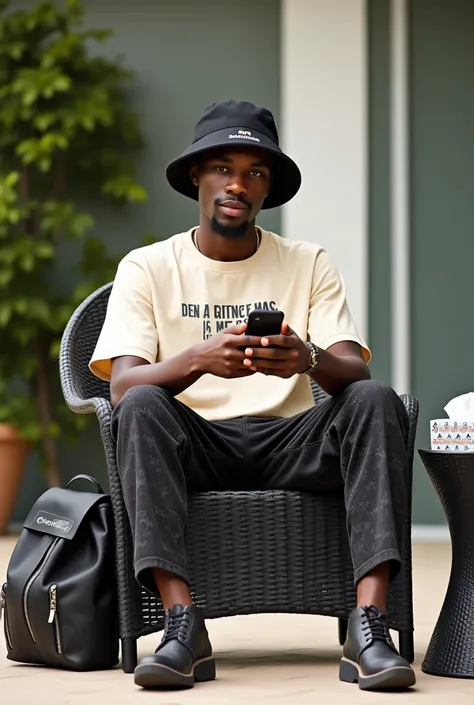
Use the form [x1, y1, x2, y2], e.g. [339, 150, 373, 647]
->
[111, 380, 409, 595]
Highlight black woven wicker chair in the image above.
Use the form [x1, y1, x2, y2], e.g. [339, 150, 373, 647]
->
[59, 282, 418, 673]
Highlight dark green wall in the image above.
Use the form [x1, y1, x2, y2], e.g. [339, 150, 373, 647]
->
[410, 0, 474, 522]
[368, 0, 474, 524]
[13, 0, 281, 521]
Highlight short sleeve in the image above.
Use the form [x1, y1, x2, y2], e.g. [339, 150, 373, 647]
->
[308, 249, 371, 363]
[89, 253, 158, 381]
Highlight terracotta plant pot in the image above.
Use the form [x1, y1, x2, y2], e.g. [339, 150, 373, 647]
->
[0, 424, 29, 535]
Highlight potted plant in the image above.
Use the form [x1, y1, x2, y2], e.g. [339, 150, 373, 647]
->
[0, 0, 148, 530]
[0, 391, 32, 533]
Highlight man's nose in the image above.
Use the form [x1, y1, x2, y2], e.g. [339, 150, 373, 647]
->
[225, 173, 247, 196]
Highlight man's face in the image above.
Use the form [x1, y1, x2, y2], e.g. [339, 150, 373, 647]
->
[190, 147, 272, 238]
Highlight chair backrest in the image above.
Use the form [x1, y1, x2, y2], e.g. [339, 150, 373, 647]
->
[60, 283, 113, 405]
[59, 281, 328, 407]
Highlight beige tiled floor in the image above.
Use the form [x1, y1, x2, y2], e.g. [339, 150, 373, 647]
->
[1, 537, 473, 703]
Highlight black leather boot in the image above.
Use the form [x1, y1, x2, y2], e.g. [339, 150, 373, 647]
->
[339, 606, 416, 690]
[134, 604, 215, 689]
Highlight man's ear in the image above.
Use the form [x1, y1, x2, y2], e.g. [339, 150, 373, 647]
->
[190, 163, 199, 187]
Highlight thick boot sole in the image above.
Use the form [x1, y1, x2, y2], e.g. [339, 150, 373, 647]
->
[339, 657, 416, 691]
[134, 656, 215, 689]
[134, 658, 216, 688]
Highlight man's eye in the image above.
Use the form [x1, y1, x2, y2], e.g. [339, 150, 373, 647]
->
[215, 166, 228, 172]
[250, 171, 263, 178]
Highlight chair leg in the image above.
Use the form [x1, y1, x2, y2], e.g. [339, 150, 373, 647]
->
[398, 630, 414, 664]
[338, 618, 348, 646]
[121, 638, 138, 673]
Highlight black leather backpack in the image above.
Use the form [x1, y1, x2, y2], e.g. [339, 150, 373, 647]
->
[1, 474, 119, 671]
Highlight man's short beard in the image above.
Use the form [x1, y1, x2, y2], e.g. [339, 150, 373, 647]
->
[210, 216, 249, 239]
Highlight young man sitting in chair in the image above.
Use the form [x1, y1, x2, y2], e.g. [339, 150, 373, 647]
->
[90, 100, 415, 692]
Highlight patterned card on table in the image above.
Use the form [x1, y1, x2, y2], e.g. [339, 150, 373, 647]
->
[430, 419, 474, 452]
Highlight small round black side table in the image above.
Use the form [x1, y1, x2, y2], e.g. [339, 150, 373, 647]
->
[419, 449, 474, 678]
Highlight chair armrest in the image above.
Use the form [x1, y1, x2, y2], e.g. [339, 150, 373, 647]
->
[65, 393, 113, 450]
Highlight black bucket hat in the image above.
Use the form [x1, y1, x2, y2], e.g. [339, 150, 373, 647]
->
[165, 100, 302, 210]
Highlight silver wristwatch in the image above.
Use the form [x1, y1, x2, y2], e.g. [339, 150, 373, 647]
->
[304, 341, 320, 374]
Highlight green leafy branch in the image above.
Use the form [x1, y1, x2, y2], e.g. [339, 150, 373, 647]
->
[0, 0, 150, 484]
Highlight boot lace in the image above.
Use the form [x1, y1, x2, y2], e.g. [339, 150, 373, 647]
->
[361, 605, 389, 643]
[162, 610, 191, 645]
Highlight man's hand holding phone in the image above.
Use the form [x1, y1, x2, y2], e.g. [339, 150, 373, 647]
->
[196, 323, 267, 379]
[195, 311, 310, 380]
[243, 312, 311, 378]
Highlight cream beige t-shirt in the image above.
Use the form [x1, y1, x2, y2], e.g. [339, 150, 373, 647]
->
[90, 228, 370, 420]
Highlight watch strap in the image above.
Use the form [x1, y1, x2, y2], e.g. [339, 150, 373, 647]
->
[304, 341, 320, 374]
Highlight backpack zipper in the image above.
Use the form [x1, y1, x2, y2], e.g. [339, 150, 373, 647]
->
[1, 583, 13, 651]
[47, 584, 63, 655]
[23, 537, 60, 643]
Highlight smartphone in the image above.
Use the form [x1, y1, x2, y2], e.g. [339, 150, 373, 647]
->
[246, 309, 284, 337]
